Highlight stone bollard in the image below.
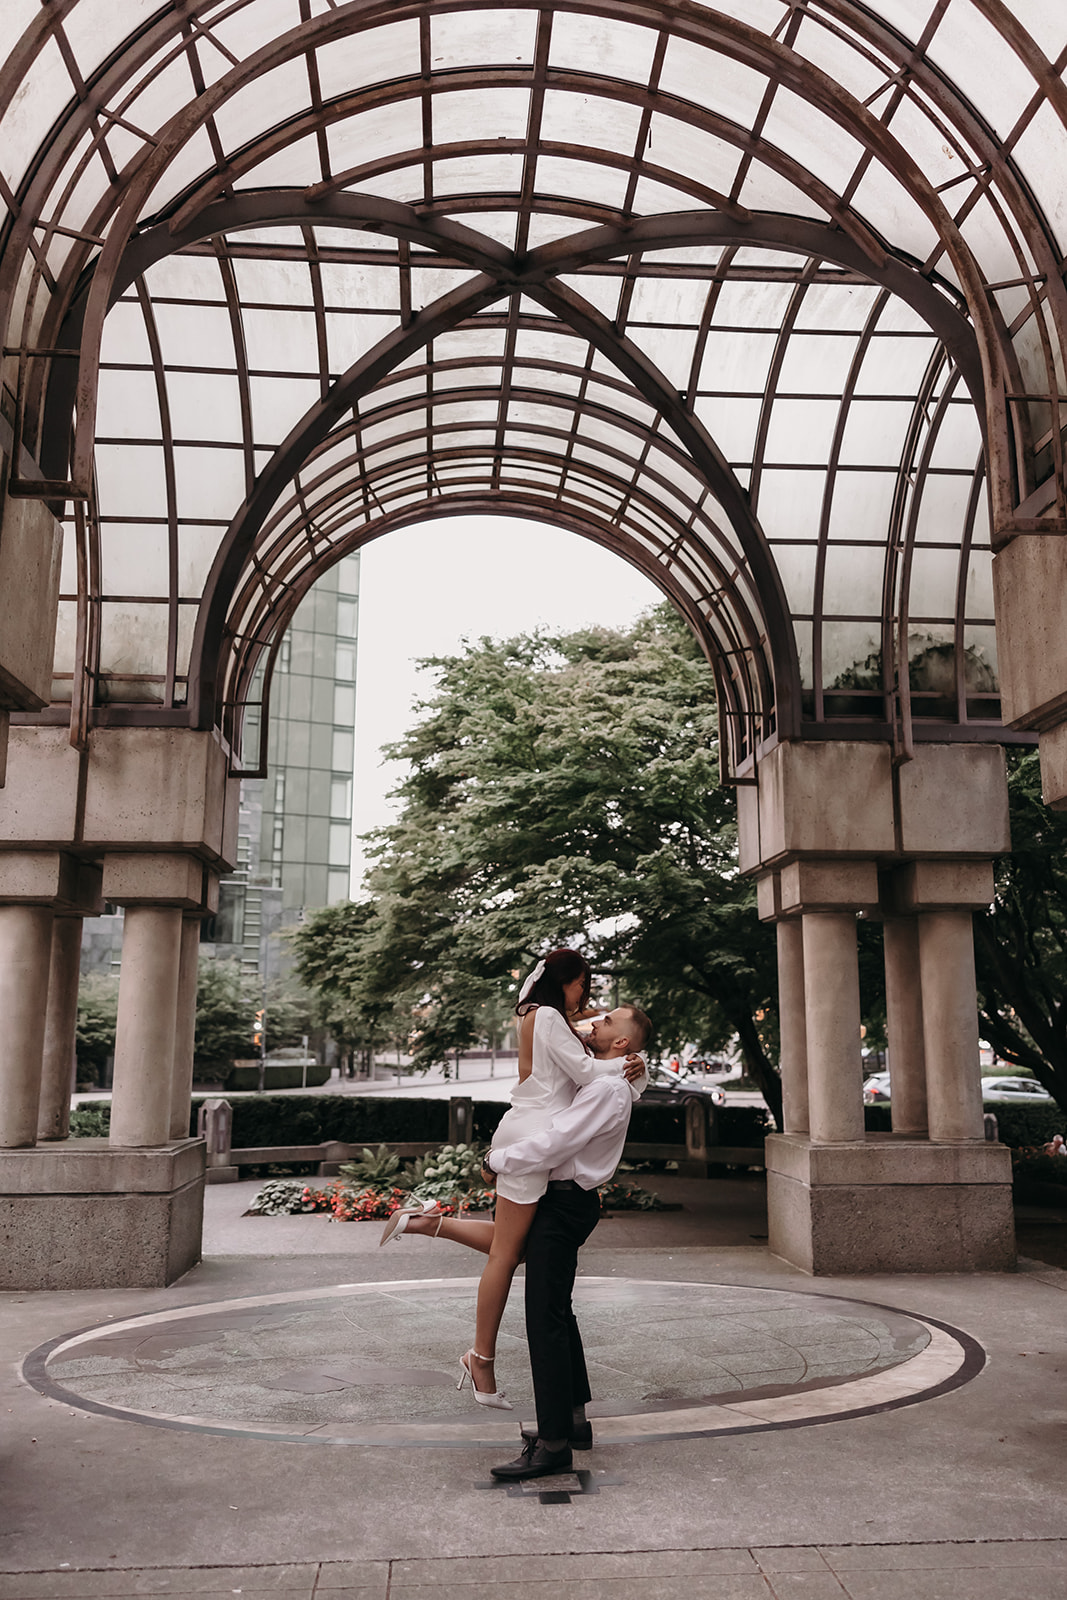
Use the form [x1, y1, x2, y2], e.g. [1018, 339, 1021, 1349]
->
[197, 1097, 238, 1183]
[449, 1096, 473, 1146]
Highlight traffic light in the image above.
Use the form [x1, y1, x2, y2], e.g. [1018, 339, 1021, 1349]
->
[253, 1008, 265, 1047]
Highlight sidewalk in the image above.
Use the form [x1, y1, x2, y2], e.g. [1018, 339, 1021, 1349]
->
[3, 1179, 1065, 1599]
[2, 1541, 1064, 1598]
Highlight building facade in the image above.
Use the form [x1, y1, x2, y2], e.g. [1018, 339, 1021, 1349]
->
[82, 554, 359, 981]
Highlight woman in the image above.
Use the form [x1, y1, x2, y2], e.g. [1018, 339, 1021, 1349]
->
[380, 948, 644, 1408]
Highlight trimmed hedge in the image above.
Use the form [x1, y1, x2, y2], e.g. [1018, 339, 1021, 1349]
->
[184, 1094, 772, 1149]
[79, 1092, 1057, 1151]
[225, 1062, 332, 1091]
[72, 1095, 775, 1148]
[191, 1094, 451, 1147]
[985, 1102, 1064, 1147]
[867, 1100, 1063, 1146]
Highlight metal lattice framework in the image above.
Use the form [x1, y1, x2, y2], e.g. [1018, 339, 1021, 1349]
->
[2, 2, 1065, 774]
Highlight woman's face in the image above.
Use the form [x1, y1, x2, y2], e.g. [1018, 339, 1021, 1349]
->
[562, 974, 587, 1013]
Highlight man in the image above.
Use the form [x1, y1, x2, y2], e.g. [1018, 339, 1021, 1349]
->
[481, 1003, 652, 1482]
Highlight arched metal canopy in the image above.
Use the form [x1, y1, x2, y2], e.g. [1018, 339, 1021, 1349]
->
[1, 2, 1065, 775]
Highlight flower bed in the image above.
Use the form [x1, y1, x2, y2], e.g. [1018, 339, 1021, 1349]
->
[246, 1172, 666, 1218]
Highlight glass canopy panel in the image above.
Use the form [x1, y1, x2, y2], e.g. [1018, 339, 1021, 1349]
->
[100, 527, 171, 598]
[908, 547, 962, 620]
[0, 34, 71, 191]
[540, 90, 645, 155]
[432, 89, 531, 144]
[789, 13, 896, 104]
[822, 545, 887, 619]
[11, 0, 1053, 752]
[547, 14, 659, 81]
[645, 114, 744, 196]
[925, 0, 1044, 142]
[760, 88, 867, 196]
[314, 19, 421, 100]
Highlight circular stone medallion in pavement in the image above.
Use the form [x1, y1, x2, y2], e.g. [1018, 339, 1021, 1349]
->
[23, 1277, 983, 1447]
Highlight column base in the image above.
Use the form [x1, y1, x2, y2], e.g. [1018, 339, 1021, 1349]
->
[766, 1132, 1016, 1274]
[0, 1138, 205, 1288]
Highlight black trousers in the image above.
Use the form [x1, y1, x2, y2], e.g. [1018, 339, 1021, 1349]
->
[523, 1182, 602, 1443]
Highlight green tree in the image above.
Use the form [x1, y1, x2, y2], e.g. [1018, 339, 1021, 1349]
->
[193, 957, 319, 1078]
[75, 972, 120, 1084]
[290, 898, 418, 1068]
[194, 958, 255, 1078]
[293, 607, 784, 1120]
[974, 748, 1067, 1113]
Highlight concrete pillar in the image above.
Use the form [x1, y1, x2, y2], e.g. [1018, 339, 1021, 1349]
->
[882, 915, 928, 1135]
[802, 911, 865, 1144]
[169, 915, 202, 1140]
[918, 909, 985, 1143]
[110, 905, 184, 1148]
[37, 914, 83, 1141]
[0, 903, 54, 1147]
[776, 918, 809, 1133]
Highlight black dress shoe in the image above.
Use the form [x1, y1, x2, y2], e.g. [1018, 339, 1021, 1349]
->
[490, 1438, 573, 1481]
[521, 1420, 592, 1451]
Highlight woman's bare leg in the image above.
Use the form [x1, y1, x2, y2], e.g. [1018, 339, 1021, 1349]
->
[405, 1212, 496, 1254]
[403, 1199, 537, 1394]
[469, 1196, 537, 1394]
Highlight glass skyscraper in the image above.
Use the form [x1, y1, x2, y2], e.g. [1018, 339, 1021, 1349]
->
[83, 553, 359, 978]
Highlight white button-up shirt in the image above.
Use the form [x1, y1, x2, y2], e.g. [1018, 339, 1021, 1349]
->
[486, 1067, 643, 1192]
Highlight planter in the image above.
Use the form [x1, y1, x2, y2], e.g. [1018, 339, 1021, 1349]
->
[226, 1062, 331, 1091]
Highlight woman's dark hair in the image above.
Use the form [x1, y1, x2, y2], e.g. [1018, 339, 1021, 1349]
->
[516, 948, 591, 1024]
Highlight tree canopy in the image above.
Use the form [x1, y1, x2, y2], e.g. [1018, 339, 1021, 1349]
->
[975, 749, 1067, 1112]
[293, 606, 784, 1122]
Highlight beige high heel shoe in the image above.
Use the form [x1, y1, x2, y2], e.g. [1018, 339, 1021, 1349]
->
[458, 1349, 513, 1411]
[378, 1199, 444, 1247]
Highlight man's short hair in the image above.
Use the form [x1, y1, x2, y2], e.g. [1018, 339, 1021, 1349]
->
[619, 1003, 651, 1051]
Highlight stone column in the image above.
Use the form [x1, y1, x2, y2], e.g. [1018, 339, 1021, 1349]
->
[0, 903, 54, 1147]
[37, 914, 83, 1141]
[776, 918, 809, 1133]
[169, 915, 202, 1140]
[110, 905, 184, 1148]
[882, 915, 928, 1135]
[802, 911, 865, 1144]
[918, 908, 985, 1143]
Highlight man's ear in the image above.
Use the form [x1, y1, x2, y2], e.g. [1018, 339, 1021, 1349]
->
[616, 1034, 631, 1053]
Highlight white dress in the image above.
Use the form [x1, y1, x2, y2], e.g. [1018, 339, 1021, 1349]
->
[490, 1006, 621, 1204]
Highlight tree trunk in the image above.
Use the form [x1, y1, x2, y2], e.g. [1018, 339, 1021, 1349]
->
[729, 1009, 783, 1130]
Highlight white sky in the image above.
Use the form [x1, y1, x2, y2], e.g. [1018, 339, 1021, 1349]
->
[350, 515, 664, 892]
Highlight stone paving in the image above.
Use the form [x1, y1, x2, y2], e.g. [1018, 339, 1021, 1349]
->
[2, 1177, 1066, 1599]
[29, 1276, 951, 1445]
[3, 1543, 1067, 1600]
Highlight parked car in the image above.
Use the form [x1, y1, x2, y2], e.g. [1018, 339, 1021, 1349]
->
[980, 1075, 1053, 1103]
[863, 1072, 892, 1104]
[643, 1064, 726, 1107]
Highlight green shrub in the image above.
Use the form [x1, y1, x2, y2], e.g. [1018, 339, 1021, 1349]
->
[247, 1179, 332, 1215]
[1012, 1151, 1067, 1187]
[986, 1102, 1064, 1147]
[717, 1103, 772, 1144]
[183, 1094, 774, 1152]
[865, 1100, 1063, 1146]
[408, 1142, 493, 1206]
[337, 1144, 407, 1192]
[190, 1094, 452, 1146]
[864, 1104, 893, 1134]
[598, 1179, 664, 1210]
[70, 1103, 110, 1137]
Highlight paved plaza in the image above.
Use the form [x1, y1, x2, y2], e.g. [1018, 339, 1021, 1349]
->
[3, 1178, 1065, 1599]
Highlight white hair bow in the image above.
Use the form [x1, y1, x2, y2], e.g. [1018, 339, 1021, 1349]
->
[518, 958, 546, 1003]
